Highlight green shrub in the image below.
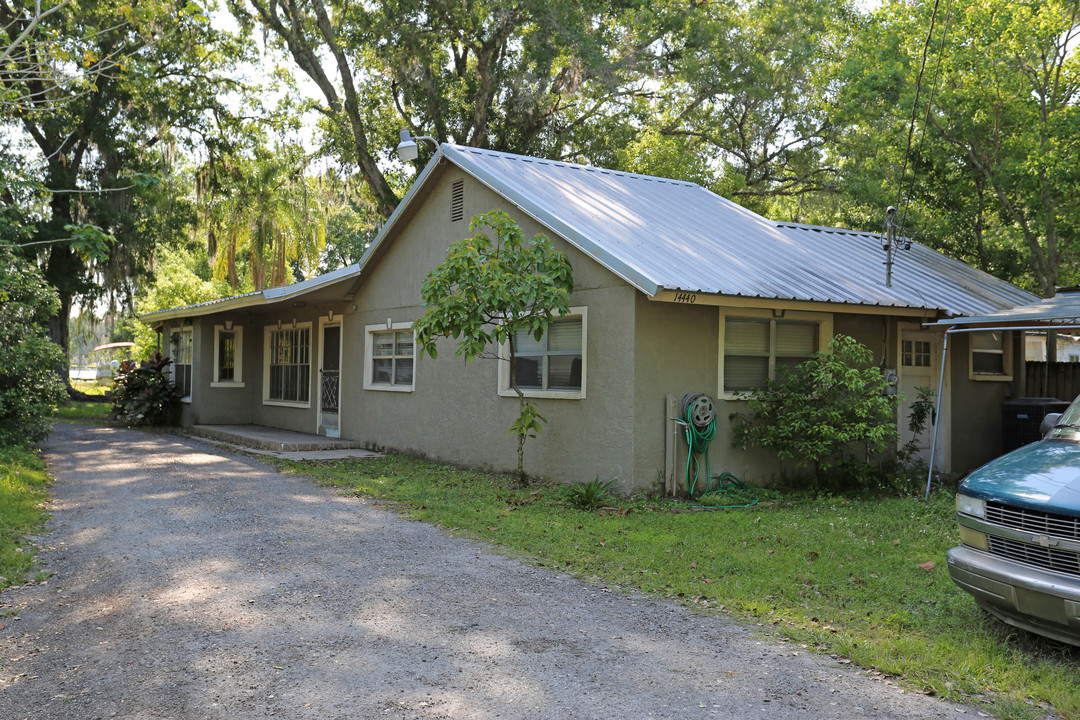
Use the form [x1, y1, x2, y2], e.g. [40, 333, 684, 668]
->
[0, 250, 66, 445]
[730, 335, 900, 492]
[110, 352, 181, 425]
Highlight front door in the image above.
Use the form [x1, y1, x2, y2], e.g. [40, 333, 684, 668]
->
[319, 323, 341, 438]
[898, 327, 945, 470]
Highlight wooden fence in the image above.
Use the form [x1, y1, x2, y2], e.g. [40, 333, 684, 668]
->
[1025, 362, 1080, 402]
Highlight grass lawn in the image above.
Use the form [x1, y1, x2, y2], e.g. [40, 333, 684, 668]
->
[0, 446, 52, 591]
[276, 454, 1080, 720]
[53, 380, 111, 425]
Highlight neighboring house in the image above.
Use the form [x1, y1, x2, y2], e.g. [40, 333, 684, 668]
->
[1025, 332, 1080, 362]
[141, 144, 1038, 493]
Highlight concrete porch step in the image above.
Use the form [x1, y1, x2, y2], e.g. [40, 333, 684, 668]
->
[191, 424, 364, 452]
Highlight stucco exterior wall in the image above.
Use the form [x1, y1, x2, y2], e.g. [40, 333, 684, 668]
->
[949, 331, 1024, 474]
[168, 302, 353, 433]
[338, 167, 640, 487]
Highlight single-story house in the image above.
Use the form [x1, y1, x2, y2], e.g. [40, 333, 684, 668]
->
[142, 144, 1038, 494]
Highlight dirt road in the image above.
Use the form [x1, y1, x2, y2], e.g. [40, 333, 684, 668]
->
[1, 424, 972, 719]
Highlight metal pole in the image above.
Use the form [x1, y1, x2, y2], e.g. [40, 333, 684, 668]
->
[924, 329, 950, 499]
[918, 323, 1080, 499]
[885, 206, 896, 288]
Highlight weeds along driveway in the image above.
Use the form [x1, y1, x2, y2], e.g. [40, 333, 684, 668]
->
[1, 423, 970, 720]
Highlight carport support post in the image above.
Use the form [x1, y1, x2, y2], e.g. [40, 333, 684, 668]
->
[925, 329, 950, 499]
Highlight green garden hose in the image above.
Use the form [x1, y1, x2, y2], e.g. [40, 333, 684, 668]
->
[676, 393, 773, 508]
[680, 393, 717, 500]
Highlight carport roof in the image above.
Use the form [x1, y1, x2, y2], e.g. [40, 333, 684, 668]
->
[929, 288, 1080, 328]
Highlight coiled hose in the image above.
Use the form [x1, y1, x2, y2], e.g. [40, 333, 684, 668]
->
[678, 393, 767, 508]
[680, 393, 716, 500]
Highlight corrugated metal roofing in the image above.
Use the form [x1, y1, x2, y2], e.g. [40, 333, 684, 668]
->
[442, 145, 1037, 316]
[143, 143, 1038, 323]
[139, 264, 361, 322]
[929, 289, 1080, 327]
[772, 224, 1038, 317]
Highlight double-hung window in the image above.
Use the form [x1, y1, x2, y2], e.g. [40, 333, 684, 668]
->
[501, 308, 586, 399]
[265, 324, 311, 404]
[364, 323, 415, 391]
[171, 328, 193, 400]
[720, 310, 830, 396]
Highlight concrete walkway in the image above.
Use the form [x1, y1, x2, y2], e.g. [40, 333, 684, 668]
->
[0, 424, 977, 720]
[190, 423, 383, 460]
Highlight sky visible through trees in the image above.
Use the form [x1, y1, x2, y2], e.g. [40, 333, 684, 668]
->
[1, 0, 1078, 369]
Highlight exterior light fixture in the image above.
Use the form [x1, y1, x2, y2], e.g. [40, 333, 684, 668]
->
[395, 129, 438, 162]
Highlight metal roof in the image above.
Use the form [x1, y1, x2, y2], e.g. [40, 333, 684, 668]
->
[929, 288, 1080, 327]
[772, 224, 1038, 317]
[441, 145, 1037, 316]
[139, 264, 361, 323]
[143, 143, 1038, 323]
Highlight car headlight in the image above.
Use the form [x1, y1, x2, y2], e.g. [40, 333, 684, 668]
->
[956, 493, 986, 518]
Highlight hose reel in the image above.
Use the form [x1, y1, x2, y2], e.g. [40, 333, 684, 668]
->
[682, 392, 716, 429]
[678, 392, 717, 499]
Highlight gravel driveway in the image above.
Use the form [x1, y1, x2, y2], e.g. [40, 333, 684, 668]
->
[0, 423, 974, 719]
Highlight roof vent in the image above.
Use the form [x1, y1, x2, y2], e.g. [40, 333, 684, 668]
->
[450, 179, 464, 222]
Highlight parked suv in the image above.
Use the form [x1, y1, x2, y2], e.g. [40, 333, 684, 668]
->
[947, 395, 1080, 645]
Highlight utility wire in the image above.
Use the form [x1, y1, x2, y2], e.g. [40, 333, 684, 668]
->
[892, 0, 945, 231]
[897, 0, 954, 238]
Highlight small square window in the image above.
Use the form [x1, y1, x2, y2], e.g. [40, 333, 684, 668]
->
[365, 324, 415, 392]
[722, 315, 821, 393]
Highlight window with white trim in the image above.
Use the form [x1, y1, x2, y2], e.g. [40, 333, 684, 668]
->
[970, 330, 1012, 381]
[500, 308, 586, 399]
[720, 311, 830, 396]
[171, 328, 192, 399]
[364, 322, 415, 391]
[372, 330, 414, 387]
[212, 325, 243, 386]
[265, 325, 311, 404]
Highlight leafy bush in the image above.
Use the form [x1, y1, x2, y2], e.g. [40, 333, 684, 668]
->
[730, 335, 900, 491]
[110, 352, 181, 425]
[562, 476, 616, 511]
[0, 250, 66, 445]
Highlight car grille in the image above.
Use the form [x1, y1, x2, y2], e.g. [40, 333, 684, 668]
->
[986, 502, 1080, 542]
[987, 535, 1080, 577]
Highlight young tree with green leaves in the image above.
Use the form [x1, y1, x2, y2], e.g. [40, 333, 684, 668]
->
[414, 210, 573, 482]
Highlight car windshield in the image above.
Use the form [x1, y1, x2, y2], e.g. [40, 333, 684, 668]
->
[1047, 397, 1080, 440]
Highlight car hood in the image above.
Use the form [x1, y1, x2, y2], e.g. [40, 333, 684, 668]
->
[961, 440, 1080, 514]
